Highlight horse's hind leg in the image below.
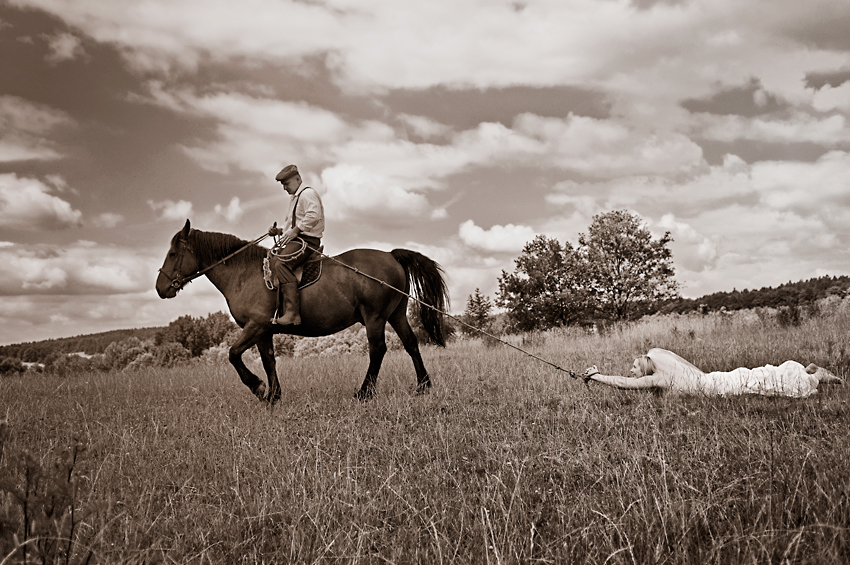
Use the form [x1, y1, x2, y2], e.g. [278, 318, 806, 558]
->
[356, 317, 388, 400]
[257, 332, 281, 404]
[228, 321, 270, 401]
[388, 301, 431, 394]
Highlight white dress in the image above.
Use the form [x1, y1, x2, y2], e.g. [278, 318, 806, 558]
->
[642, 348, 819, 398]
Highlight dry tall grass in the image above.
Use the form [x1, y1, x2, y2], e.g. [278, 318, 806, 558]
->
[2, 304, 849, 563]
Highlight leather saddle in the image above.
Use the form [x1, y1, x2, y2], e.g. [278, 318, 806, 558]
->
[263, 247, 324, 290]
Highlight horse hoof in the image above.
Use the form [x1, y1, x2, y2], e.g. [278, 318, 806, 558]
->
[354, 388, 375, 402]
[254, 382, 268, 401]
[415, 376, 432, 395]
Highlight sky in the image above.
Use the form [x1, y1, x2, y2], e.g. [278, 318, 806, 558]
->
[1, 0, 849, 345]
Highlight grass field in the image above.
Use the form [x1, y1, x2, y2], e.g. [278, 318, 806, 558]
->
[2, 305, 850, 564]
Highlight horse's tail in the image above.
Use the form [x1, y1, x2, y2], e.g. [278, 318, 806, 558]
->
[390, 249, 450, 347]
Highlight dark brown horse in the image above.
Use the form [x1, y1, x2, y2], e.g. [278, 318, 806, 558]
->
[156, 220, 449, 402]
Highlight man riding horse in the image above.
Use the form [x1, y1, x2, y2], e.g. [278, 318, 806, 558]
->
[267, 164, 325, 326]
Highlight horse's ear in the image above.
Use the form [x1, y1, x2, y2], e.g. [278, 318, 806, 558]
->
[181, 219, 191, 237]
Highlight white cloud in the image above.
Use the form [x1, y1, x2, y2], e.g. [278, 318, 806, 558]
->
[320, 164, 432, 220]
[811, 82, 850, 113]
[397, 114, 453, 140]
[17, 0, 836, 106]
[513, 113, 705, 177]
[213, 196, 244, 222]
[92, 212, 125, 228]
[694, 111, 850, 146]
[656, 213, 717, 272]
[0, 96, 71, 162]
[458, 220, 536, 253]
[0, 240, 162, 296]
[44, 31, 86, 63]
[148, 198, 194, 221]
[746, 151, 850, 217]
[545, 188, 603, 216]
[0, 174, 83, 230]
[145, 87, 708, 202]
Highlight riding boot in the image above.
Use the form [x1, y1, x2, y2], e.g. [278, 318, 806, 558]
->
[275, 287, 284, 321]
[274, 282, 301, 326]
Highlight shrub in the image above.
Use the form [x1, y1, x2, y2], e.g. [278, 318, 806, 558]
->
[103, 337, 153, 370]
[152, 341, 191, 368]
[0, 356, 24, 375]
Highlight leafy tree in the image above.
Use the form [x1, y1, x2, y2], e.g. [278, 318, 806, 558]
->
[103, 337, 152, 370]
[204, 311, 237, 345]
[152, 342, 191, 367]
[496, 235, 588, 332]
[156, 315, 211, 357]
[578, 210, 679, 320]
[461, 288, 493, 335]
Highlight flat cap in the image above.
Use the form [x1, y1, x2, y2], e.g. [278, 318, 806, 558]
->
[275, 165, 299, 182]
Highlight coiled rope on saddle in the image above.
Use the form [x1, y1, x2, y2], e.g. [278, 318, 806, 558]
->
[263, 236, 312, 290]
[269, 236, 307, 260]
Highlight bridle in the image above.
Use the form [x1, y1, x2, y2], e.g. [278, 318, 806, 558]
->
[158, 234, 198, 292]
[158, 230, 270, 292]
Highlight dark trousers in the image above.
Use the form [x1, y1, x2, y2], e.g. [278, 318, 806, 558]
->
[270, 235, 321, 286]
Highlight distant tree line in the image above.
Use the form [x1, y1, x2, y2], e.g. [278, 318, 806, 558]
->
[658, 275, 850, 314]
[0, 327, 161, 363]
[0, 307, 447, 375]
[0, 312, 239, 373]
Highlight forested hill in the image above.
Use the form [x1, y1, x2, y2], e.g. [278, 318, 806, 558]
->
[0, 327, 163, 363]
[661, 274, 850, 314]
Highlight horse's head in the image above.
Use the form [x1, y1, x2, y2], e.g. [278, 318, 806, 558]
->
[156, 219, 200, 299]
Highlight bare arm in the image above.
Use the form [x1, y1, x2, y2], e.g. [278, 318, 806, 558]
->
[586, 371, 670, 390]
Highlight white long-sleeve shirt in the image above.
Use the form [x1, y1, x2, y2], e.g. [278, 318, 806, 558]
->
[286, 186, 324, 238]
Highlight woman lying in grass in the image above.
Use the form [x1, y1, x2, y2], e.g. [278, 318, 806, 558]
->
[582, 348, 844, 398]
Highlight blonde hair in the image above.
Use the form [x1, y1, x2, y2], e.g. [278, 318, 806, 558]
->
[636, 355, 657, 376]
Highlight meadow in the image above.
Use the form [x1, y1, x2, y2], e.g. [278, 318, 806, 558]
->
[2, 303, 850, 564]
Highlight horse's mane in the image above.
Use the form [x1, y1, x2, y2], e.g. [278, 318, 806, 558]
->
[188, 229, 267, 268]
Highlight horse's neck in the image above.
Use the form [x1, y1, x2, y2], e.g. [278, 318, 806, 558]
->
[191, 233, 258, 298]
[202, 260, 252, 298]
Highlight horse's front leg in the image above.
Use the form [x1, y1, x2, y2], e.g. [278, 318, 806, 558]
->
[229, 321, 269, 401]
[257, 331, 281, 404]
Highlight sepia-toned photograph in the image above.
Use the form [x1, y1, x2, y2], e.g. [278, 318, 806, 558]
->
[1, 0, 849, 562]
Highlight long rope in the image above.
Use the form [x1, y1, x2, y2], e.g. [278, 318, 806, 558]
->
[299, 241, 577, 377]
[183, 231, 578, 377]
